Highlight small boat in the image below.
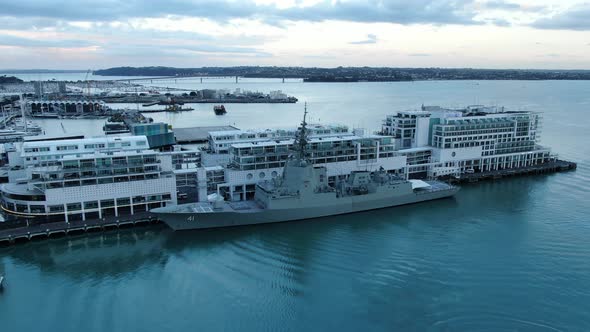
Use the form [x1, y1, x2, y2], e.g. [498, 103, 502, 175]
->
[0, 275, 4, 290]
[165, 105, 194, 112]
[214, 105, 226, 115]
[103, 116, 129, 135]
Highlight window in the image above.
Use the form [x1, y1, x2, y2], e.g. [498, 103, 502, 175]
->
[57, 145, 78, 151]
[101, 199, 115, 207]
[84, 201, 99, 209]
[67, 203, 82, 211]
[49, 205, 65, 213]
[117, 198, 130, 205]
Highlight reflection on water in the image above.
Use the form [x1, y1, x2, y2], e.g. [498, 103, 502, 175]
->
[1, 79, 590, 331]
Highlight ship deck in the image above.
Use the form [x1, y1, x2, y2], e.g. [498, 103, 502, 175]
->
[165, 200, 263, 214]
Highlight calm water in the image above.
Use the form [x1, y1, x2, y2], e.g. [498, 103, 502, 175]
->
[1, 78, 590, 331]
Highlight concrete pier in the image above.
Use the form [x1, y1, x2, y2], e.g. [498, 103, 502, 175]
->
[0, 212, 161, 246]
[450, 159, 577, 184]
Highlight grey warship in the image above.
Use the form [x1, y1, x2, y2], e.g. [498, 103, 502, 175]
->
[152, 109, 459, 231]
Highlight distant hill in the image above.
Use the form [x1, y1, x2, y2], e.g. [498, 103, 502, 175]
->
[0, 75, 23, 83]
[93, 66, 590, 81]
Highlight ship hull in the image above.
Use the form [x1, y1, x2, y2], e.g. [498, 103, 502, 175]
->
[154, 187, 458, 231]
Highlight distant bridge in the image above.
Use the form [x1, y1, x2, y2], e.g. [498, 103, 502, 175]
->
[113, 75, 242, 84]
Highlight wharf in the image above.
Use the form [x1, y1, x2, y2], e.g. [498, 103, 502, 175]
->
[0, 212, 161, 246]
[140, 108, 194, 113]
[451, 160, 577, 184]
[175, 125, 239, 144]
[103, 96, 297, 104]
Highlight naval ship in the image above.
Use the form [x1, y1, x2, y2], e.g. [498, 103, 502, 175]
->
[152, 109, 459, 230]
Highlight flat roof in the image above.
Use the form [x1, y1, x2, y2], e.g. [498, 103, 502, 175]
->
[209, 123, 349, 137]
[174, 126, 239, 144]
[230, 134, 393, 149]
[24, 133, 86, 142]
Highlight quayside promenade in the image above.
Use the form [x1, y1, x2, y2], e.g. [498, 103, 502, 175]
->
[451, 159, 577, 184]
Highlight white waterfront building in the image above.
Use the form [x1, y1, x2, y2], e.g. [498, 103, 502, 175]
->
[0, 104, 560, 222]
[382, 105, 554, 178]
[201, 124, 407, 201]
[1, 135, 176, 222]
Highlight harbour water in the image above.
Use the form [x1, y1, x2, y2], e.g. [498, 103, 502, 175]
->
[1, 77, 589, 331]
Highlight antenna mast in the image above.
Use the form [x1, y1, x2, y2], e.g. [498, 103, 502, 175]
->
[294, 102, 309, 161]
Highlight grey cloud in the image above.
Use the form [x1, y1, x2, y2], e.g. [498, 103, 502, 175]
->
[349, 34, 377, 45]
[0, 0, 482, 26]
[531, 4, 590, 31]
[489, 18, 511, 27]
[0, 16, 60, 30]
[484, 1, 520, 10]
[0, 33, 95, 48]
[482, 1, 545, 12]
[408, 53, 431, 56]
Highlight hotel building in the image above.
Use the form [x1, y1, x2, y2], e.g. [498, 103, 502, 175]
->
[382, 105, 553, 178]
[1, 136, 176, 222]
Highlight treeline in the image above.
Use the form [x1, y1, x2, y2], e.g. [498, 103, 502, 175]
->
[0, 75, 24, 84]
[93, 66, 590, 81]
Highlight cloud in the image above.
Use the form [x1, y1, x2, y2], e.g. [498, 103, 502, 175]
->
[408, 53, 431, 56]
[0, 33, 95, 48]
[0, 0, 482, 27]
[481, 1, 545, 12]
[489, 18, 511, 27]
[349, 34, 377, 45]
[483, 1, 520, 11]
[531, 4, 590, 31]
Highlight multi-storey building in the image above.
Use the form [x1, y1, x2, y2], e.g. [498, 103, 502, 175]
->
[207, 124, 350, 154]
[215, 132, 404, 201]
[382, 105, 553, 178]
[0, 104, 560, 224]
[1, 136, 176, 223]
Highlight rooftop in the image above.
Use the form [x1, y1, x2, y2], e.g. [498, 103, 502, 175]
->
[22, 135, 149, 149]
[230, 134, 393, 149]
[209, 123, 349, 138]
[175, 125, 239, 144]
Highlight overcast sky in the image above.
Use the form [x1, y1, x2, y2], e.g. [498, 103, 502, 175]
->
[0, 0, 589, 69]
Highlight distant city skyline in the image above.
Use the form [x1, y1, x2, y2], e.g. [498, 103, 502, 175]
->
[0, 0, 589, 69]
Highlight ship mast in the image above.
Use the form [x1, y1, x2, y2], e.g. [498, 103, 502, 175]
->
[294, 102, 309, 161]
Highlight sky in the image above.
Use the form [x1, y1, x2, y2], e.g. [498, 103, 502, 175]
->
[0, 0, 589, 69]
